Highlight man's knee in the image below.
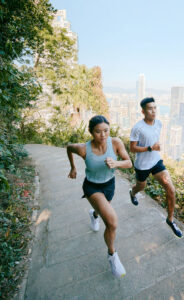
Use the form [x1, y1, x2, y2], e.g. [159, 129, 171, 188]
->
[165, 182, 175, 196]
[158, 172, 175, 196]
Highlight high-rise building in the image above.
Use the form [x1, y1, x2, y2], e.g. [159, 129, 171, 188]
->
[160, 116, 169, 156]
[52, 10, 78, 63]
[168, 87, 184, 159]
[52, 10, 77, 44]
[170, 87, 184, 120]
[169, 126, 183, 160]
[179, 103, 184, 144]
[32, 9, 79, 128]
[170, 126, 182, 146]
[136, 74, 146, 102]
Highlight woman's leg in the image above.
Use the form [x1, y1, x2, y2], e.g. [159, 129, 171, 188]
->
[87, 192, 117, 254]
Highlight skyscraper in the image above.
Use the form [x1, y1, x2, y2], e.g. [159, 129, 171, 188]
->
[169, 87, 184, 159]
[179, 103, 184, 144]
[170, 87, 184, 120]
[52, 10, 78, 64]
[169, 126, 183, 160]
[136, 74, 146, 102]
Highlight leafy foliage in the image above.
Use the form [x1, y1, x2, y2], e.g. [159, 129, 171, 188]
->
[0, 159, 36, 300]
[33, 23, 109, 116]
[20, 21, 109, 146]
[0, 63, 41, 123]
[0, 0, 54, 61]
[0, 123, 28, 191]
[18, 110, 91, 147]
[0, 0, 54, 193]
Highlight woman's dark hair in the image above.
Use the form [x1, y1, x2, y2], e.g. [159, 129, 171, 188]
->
[88, 115, 110, 133]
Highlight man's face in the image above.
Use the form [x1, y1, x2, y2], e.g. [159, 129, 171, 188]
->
[142, 102, 157, 120]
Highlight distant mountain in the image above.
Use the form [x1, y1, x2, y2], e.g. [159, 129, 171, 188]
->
[103, 86, 170, 95]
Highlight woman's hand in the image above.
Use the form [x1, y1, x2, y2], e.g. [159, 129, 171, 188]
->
[68, 167, 77, 179]
[105, 157, 117, 169]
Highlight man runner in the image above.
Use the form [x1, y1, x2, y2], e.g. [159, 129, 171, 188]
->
[129, 97, 183, 238]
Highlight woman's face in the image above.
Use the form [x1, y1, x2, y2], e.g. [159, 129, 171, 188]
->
[91, 122, 110, 142]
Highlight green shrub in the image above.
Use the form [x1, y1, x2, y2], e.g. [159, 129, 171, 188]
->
[0, 160, 35, 299]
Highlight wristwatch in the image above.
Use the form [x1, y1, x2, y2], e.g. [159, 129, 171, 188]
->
[147, 146, 152, 152]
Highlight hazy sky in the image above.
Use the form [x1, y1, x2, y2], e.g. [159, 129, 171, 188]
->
[50, 0, 184, 90]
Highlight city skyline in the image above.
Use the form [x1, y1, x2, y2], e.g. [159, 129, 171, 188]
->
[107, 79, 184, 160]
[50, 0, 184, 90]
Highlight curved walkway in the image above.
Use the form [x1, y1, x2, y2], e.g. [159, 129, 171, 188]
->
[24, 144, 184, 300]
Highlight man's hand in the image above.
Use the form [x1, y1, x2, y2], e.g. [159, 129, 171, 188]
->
[152, 142, 161, 151]
[68, 167, 77, 179]
[105, 157, 117, 169]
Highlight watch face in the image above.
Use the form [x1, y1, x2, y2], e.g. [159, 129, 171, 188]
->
[148, 146, 152, 152]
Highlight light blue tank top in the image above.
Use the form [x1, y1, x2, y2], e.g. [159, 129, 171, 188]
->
[85, 136, 117, 183]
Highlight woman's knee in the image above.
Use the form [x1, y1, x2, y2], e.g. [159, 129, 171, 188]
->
[105, 214, 118, 231]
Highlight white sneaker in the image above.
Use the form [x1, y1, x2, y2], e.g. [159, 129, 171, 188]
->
[108, 252, 126, 278]
[89, 209, 100, 232]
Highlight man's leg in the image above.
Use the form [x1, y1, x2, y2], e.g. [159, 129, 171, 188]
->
[153, 170, 175, 221]
[130, 180, 147, 205]
[132, 180, 147, 196]
[153, 170, 182, 238]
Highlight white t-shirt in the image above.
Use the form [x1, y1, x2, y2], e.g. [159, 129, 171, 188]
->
[130, 119, 162, 170]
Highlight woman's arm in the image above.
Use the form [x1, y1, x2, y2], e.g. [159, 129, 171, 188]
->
[66, 143, 86, 178]
[105, 137, 132, 169]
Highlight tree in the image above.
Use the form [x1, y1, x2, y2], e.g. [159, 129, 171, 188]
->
[0, 0, 54, 190]
[33, 25, 108, 118]
[0, 0, 54, 61]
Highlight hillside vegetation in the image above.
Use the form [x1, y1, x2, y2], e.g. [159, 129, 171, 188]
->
[0, 1, 108, 298]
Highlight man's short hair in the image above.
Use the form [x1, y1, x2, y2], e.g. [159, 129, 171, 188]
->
[140, 97, 155, 108]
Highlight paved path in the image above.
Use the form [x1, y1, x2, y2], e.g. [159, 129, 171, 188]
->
[24, 144, 184, 300]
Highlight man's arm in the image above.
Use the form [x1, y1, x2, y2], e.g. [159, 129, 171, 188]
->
[130, 141, 161, 153]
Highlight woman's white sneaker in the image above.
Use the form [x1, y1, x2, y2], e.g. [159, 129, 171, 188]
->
[108, 252, 126, 278]
[89, 209, 100, 232]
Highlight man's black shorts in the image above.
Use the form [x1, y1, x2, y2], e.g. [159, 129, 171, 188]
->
[135, 159, 166, 182]
[82, 176, 115, 201]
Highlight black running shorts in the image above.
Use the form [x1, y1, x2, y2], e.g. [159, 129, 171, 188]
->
[135, 159, 166, 182]
[82, 177, 115, 201]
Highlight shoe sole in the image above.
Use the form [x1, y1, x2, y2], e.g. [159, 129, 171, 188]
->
[113, 272, 126, 279]
[90, 226, 99, 232]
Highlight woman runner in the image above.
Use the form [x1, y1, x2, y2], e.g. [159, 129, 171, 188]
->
[67, 115, 132, 278]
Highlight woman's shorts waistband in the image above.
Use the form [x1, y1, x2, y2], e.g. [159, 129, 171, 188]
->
[84, 176, 115, 188]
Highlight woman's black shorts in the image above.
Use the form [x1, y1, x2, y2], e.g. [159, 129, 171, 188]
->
[82, 177, 115, 201]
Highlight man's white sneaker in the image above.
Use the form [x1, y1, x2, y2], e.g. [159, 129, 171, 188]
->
[89, 209, 100, 232]
[108, 252, 126, 278]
